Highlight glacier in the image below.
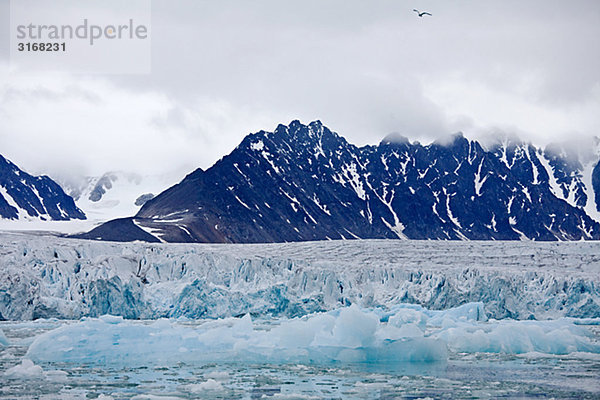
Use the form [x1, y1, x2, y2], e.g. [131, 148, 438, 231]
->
[0, 232, 599, 321]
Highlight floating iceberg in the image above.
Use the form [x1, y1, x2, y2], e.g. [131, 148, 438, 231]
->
[26, 306, 446, 366]
[184, 379, 224, 392]
[26, 303, 599, 368]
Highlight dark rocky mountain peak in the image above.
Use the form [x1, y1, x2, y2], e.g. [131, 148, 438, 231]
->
[76, 121, 600, 243]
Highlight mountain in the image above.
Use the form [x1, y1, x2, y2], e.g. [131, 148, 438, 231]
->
[0, 154, 85, 221]
[77, 120, 600, 243]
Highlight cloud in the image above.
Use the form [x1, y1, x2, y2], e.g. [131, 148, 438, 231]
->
[0, 0, 599, 179]
[423, 78, 600, 144]
[0, 73, 278, 178]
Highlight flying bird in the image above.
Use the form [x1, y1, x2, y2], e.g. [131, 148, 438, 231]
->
[413, 9, 432, 17]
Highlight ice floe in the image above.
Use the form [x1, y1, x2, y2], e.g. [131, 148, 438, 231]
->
[25, 303, 599, 368]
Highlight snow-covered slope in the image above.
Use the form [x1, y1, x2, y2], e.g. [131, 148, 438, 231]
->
[0, 170, 184, 234]
[59, 171, 181, 224]
[1, 233, 598, 321]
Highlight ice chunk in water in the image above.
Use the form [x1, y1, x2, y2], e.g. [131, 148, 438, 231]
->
[4, 359, 43, 379]
[310, 305, 379, 348]
[4, 358, 69, 382]
[436, 319, 600, 354]
[205, 371, 229, 380]
[185, 379, 223, 392]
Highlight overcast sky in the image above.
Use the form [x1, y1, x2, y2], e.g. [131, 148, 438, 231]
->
[0, 0, 599, 179]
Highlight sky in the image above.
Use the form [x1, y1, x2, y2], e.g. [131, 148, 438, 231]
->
[0, 0, 599, 179]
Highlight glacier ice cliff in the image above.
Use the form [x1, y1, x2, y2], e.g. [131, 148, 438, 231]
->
[0, 232, 599, 321]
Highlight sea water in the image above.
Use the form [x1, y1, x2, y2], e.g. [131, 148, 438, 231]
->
[1, 310, 598, 399]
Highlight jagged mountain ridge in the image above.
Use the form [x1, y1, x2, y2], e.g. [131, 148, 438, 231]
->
[0, 154, 85, 221]
[78, 120, 600, 242]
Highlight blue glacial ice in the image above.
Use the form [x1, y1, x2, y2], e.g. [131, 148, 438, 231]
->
[25, 303, 600, 367]
[1, 233, 599, 321]
[25, 306, 446, 366]
[0, 328, 8, 346]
